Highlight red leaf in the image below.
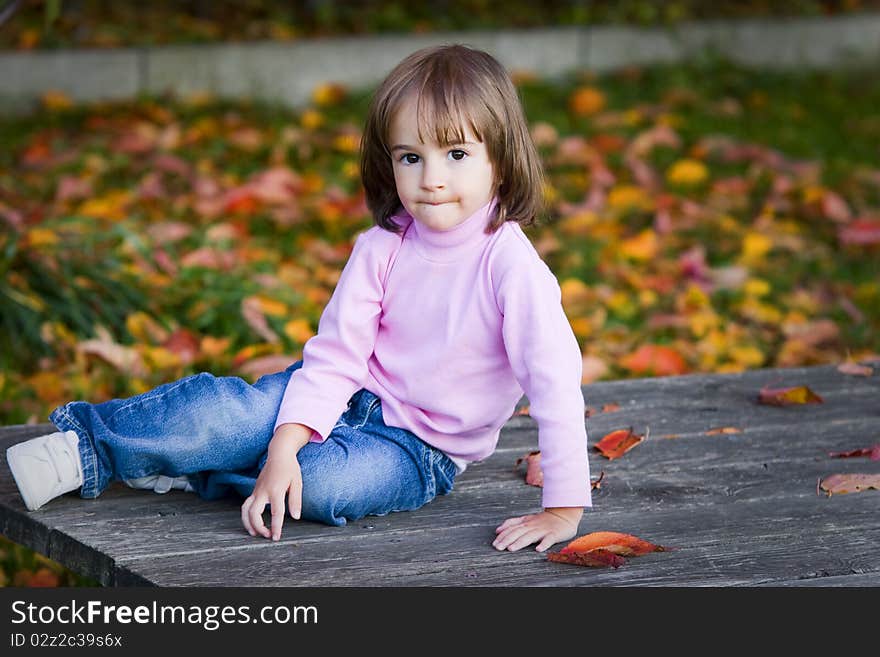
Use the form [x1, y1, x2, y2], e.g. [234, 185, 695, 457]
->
[839, 218, 880, 246]
[514, 451, 543, 487]
[828, 445, 880, 461]
[757, 384, 823, 406]
[595, 427, 645, 459]
[819, 474, 880, 496]
[547, 549, 626, 568]
[162, 328, 201, 366]
[547, 531, 669, 569]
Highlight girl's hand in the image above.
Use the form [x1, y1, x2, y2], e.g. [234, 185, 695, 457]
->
[493, 507, 583, 552]
[241, 424, 312, 541]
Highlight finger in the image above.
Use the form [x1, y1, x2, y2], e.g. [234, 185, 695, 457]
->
[492, 523, 531, 550]
[495, 516, 526, 533]
[535, 534, 558, 552]
[288, 477, 302, 521]
[505, 527, 546, 552]
[270, 495, 285, 541]
[249, 496, 271, 539]
[241, 496, 256, 536]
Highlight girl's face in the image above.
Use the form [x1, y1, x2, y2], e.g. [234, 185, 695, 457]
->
[389, 94, 496, 232]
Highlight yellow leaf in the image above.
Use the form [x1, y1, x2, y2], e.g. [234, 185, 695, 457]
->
[666, 159, 709, 187]
[730, 344, 766, 368]
[25, 228, 59, 248]
[125, 312, 169, 344]
[27, 372, 65, 404]
[739, 231, 773, 265]
[141, 346, 182, 370]
[312, 82, 347, 107]
[41, 90, 73, 111]
[744, 278, 771, 297]
[283, 318, 315, 344]
[607, 185, 652, 212]
[619, 229, 658, 261]
[254, 295, 289, 317]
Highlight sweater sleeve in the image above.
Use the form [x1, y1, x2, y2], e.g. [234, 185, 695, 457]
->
[273, 228, 388, 441]
[495, 237, 592, 508]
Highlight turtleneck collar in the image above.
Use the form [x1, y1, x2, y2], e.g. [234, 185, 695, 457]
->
[392, 197, 499, 263]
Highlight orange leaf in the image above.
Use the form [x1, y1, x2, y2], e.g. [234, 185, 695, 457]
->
[595, 427, 645, 459]
[705, 426, 743, 435]
[514, 451, 543, 487]
[819, 474, 880, 496]
[620, 344, 688, 376]
[757, 384, 823, 406]
[828, 445, 880, 461]
[548, 531, 669, 569]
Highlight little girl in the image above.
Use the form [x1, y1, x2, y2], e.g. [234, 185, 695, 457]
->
[6, 44, 592, 553]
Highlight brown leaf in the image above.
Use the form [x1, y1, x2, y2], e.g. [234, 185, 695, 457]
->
[757, 384, 823, 406]
[828, 445, 880, 461]
[705, 426, 743, 435]
[514, 451, 543, 487]
[595, 427, 645, 459]
[162, 328, 201, 366]
[819, 474, 880, 496]
[547, 531, 669, 568]
[591, 471, 606, 490]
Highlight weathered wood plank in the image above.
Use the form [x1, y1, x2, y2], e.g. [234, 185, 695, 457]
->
[0, 363, 877, 586]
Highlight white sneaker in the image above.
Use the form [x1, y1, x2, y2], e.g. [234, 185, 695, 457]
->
[123, 474, 194, 494]
[6, 430, 83, 511]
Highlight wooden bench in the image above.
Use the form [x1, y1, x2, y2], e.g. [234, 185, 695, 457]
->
[1, 363, 878, 586]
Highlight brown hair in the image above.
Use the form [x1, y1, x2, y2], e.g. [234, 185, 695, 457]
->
[360, 43, 546, 235]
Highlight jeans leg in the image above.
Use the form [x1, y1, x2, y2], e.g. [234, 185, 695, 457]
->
[294, 391, 458, 527]
[48, 360, 304, 499]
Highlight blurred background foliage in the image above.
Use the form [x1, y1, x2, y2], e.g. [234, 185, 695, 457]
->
[2, 0, 880, 49]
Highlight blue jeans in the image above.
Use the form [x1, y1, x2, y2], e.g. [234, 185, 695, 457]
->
[48, 360, 457, 526]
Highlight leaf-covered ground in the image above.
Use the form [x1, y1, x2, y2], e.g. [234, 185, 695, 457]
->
[3, 0, 876, 50]
[1, 56, 879, 585]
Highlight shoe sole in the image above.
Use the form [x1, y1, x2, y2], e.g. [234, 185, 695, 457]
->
[6, 442, 44, 511]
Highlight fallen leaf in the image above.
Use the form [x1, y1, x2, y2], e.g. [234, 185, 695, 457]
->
[837, 361, 873, 376]
[586, 402, 622, 417]
[514, 451, 543, 487]
[620, 344, 688, 376]
[838, 218, 880, 246]
[595, 427, 646, 459]
[591, 471, 606, 490]
[828, 445, 880, 461]
[547, 548, 626, 568]
[515, 405, 531, 416]
[706, 427, 743, 435]
[547, 531, 669, 568]
[819, 474, 880, 496]
[757, 384, 823, 406]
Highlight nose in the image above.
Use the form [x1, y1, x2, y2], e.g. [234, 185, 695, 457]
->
[420, 157, 446, 191]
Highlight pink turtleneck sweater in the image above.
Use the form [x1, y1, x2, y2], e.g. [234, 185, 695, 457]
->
[274, 199, 592, 508]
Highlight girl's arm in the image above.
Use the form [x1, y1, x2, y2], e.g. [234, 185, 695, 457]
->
[241, 422, 314, 541]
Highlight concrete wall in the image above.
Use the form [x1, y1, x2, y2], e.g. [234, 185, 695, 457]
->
[1, 13, 878, 114]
